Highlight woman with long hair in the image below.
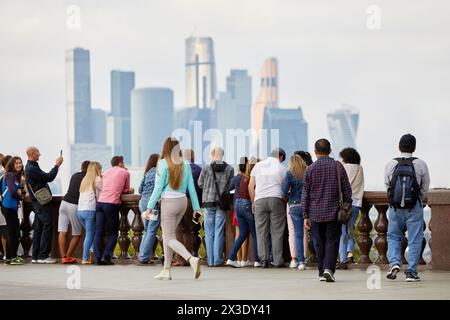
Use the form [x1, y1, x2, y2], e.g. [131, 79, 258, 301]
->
[78, 162, 103, 264]
[282, 154, 308, 270]
[1, 156, 25, 265]
[146, 137, 201, 280]
[137, 153, 160, 265]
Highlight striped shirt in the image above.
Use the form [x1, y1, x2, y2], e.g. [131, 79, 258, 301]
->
[301, 156, 352, 222]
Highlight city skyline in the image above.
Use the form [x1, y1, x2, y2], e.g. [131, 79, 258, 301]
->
[1, 1, 449, 191]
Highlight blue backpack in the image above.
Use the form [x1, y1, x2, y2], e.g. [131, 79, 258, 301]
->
[388, 157, 421, 210]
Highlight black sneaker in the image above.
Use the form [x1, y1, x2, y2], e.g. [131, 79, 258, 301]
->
[101, 259, 115, 265]
[405, 271, 421, 282]
[387, 265, 400, 280]
[323, 269, 335, 282]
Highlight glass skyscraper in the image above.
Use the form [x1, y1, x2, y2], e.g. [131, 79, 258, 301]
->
[131, 87, 174, 167]
[263, 107, 308, 160]
[65, 48, 92, 144]
[185, 37, 217, 110]
[111, 70, 135, 164]
[327, 105, 359, 157]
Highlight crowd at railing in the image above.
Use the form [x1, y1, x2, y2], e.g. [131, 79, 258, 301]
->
[0, 133, 432, 282]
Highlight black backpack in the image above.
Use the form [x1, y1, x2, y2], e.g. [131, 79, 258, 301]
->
[387, 157, 421, 210]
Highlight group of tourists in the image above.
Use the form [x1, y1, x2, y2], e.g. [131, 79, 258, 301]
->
[0, 133, 430, 283]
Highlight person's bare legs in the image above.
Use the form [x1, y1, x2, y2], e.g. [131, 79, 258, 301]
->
[58, 232, 67, 258]
[67, 235, 81, 257]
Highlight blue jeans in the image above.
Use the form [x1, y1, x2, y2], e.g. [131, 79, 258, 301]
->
[204, 207, 226, 266]
[229, 198, 259, 262]
[339, 205, 360, 262]
[387, 201, 424, 273]
[78, 210, 96, 260]
[94, 202, 120, 261]
[138, 213, 161, 262]
[289, 206, 304, 263]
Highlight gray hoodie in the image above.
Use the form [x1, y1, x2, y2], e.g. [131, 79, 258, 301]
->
[198, 161, 234, 208]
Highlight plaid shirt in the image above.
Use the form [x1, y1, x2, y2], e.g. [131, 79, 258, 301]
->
[301, 156, 352, 222]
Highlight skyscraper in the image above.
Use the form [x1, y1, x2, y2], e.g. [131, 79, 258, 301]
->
[131, 88, 174, 167]
[65, 48, 92, 144]
[185, 37, 217, 110]
[327, 105, 359, 156]
[252, 58, 279, 147]
[263, 107, 308, 160]
[111, 70, 135, 164]
[215, 69, 252, 163]
[91, 108, 107, 145]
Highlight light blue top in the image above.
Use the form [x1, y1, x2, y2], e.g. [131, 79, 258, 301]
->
[147, 159, 200, 211]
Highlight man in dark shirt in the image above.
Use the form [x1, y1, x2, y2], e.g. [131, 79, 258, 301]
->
[302, 139, 352, 282]
[25, 146, 63, 264]
[173, 149, 203, 266]
[58, 160, 90, 264]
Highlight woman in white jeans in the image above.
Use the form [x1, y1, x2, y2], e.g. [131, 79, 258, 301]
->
[145, 137, 202, 280]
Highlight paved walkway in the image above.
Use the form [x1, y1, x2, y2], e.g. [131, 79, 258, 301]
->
[0, 264, 449, 300]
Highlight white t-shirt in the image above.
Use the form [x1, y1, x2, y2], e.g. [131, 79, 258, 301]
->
[78, 177, 102, 211]
[251, 157, 288, 201]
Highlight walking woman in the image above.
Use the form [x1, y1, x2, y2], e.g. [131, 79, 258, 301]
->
[226, 157, 260, 268]
[145, 137, 201, 280]
[281, 154, 308, 270]
[78, 162, 103, 264]
[137, 153, 160, 265]
[1, 156, 25, 265]
[338, 148, 364, 268]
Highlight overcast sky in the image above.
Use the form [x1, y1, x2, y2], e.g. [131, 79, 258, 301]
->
[1, 0, 449, 191]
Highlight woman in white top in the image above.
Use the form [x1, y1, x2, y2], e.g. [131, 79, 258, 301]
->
[338, 148, 364, 267]
[78, 162, 103, 264]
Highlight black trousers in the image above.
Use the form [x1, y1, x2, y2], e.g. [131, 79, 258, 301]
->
[316, 219, 341, 275]
[31, 201, 53, 260]
[1, 206, 21, 259]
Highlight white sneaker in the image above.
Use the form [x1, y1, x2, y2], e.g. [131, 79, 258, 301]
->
[298, 262, 306, 270]
[319, 276, 327, 281]
[37, 258, 57, 264]
[241, 261, 253, 267]
[289, 260, 299, 269]
[226, 259, 241, 268]
[154, 268, 172, 280]
[254, 261, 261, 267]
[189, 257, 201, 279]
[31, 259, 38, 264]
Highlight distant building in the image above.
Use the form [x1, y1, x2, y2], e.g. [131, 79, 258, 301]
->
[111, 70, 135, 164]
[106, 113, 115, 148]
[70, 144, 113, 174]
[262, 107, 308, 160]
[215, 69, 252, 134]
[185, 37, 217, 110]
[131, 88, 174, 167]
[91, 108, 107, 145]
[65, 48, 92, 144]
[327, 105, 359, 157]
[252, 57, 279, 145]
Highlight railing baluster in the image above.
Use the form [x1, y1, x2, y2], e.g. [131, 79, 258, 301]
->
[118, 207, 131, 259]
[20, 204, 33, 257]
[131, 207, 144, 259]
[357, 204, 373, 264]
[374, 205, 389, 264]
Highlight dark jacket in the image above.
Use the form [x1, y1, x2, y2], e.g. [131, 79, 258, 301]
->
[188, 163, 203, 205]
[63, 171, 86, 205]
[25, 160, 58, 202]
[198, 161, 234, 208]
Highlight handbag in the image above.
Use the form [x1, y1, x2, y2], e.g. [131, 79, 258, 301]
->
[211, 165, 231, 211]
[26, 177, 52, 206]
[336, 162, 352, 225]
